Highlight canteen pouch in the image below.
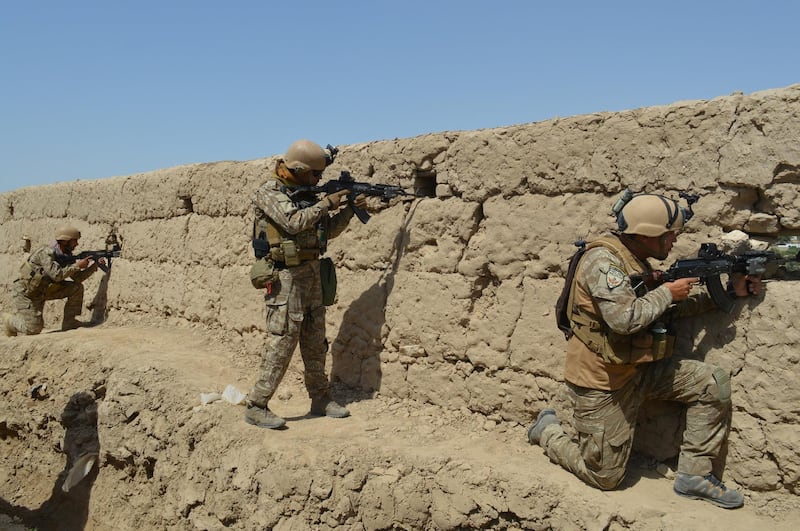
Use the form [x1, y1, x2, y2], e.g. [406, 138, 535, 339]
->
[320, 257, 337, 306]
[250, 257, 276, 289]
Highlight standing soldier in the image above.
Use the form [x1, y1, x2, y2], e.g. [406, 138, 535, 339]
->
[244, 139, 367, 429]
[527, 192, 762, 509]
[3, 225, 105, 336]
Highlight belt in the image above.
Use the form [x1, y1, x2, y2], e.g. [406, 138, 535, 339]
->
[273, 258, 319, 270]
[270, 248, 320, 265]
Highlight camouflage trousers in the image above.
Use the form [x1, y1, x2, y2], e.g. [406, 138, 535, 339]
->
[6, 279, 85, 335]
[541, 357, 731, 490]
[247, 260, 329, 408]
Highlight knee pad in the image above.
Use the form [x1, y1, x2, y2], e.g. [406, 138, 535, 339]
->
[711, 367, 731, 404]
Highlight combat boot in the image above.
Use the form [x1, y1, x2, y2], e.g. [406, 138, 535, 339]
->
[527, 408, 559, 445]
[244, 405, 286, 429]
[673, 473, 744, 509]
[61, 318, 87, 331]
[310, 396, 350, 418]
[2, 313, 17, 337]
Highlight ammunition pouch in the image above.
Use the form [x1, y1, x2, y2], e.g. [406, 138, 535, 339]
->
[269, 244, 320, 266]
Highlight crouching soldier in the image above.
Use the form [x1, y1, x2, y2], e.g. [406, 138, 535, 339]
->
[3, 225, 105, 336]
[528, 192, 762, 509]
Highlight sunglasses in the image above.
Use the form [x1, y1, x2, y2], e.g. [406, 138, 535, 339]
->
[291, 168, 324, 178]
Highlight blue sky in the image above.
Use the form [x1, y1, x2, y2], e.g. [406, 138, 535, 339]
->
[1, 1, 797, 193]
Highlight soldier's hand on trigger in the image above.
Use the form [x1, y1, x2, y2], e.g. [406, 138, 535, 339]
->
[664, 277, 699, 302]
[324, 189, 350, 210]
[76, 257, 92, 269]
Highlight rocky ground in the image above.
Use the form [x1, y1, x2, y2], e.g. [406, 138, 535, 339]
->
[1, 324, 798, 530]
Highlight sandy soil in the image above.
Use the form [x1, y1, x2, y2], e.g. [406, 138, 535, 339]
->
[2, 324, 798, 530]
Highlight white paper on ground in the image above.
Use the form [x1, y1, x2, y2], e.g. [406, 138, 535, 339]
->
[199, 392, 222, 405]
[221, 384, 246, 405]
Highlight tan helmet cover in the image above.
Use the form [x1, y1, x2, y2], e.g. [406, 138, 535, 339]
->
[284, 139, 327, 172]
[620, 194, 684, 237]
[55, 224, 82, 241]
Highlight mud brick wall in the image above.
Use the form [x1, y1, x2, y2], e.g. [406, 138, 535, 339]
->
[2, 84, 799, 492]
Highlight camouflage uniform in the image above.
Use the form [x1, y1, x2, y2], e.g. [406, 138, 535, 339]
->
[541, 233, 729, 490]
[5, 242, 97, 335]
[246, 176, 355, 408]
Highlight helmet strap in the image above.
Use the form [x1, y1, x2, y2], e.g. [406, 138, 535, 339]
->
[619, 233, 652, 260]
[658, 196, 680, 229]
[656, 233, 673, 260]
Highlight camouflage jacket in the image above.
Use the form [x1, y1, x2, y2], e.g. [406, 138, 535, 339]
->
[565, 234, 715, 390]
[15, 242, 95, 299]
[252, 176, 355, 260]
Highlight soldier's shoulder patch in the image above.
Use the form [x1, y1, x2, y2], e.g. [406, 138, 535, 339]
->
[606, 266, 626, 289]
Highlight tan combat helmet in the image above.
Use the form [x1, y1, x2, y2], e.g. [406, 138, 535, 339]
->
[284, 139, 328, 173]
[618, 194, 685, 237]
[55, 225, 81, 241]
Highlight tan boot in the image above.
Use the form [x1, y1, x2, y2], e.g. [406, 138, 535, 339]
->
[244, 405, 286, 429]
[62, 318, 89, 331]
[310, 396, 350, 418]
[2, 313, 17, 337]
[674, 473, 744, 509]
[526, 408, 559, 445]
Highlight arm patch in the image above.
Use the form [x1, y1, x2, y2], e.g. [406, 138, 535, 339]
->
[606, 266, 626, 289]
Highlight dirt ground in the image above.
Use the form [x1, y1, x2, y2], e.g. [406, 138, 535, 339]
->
[1, 323, 798, 530]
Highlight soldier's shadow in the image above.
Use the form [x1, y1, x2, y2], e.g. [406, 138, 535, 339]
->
[88, 268, 113, 325]
[0, 391, 100, 531]
[330, 201, 418, 402]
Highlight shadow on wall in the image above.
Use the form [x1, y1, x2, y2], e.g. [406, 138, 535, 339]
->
[88, 268, 113, 325]
[330, 201, 420, 398]
[0, 391, 100, 531]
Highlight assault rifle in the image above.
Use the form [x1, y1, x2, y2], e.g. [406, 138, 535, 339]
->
[55, 243, 122, 273]
[286, 170, 419, 223]
[631, 243, 793, 313]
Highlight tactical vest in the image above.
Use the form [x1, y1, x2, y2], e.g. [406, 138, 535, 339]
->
[252, 194, 324, 268]
[566, 235, 674, 365]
